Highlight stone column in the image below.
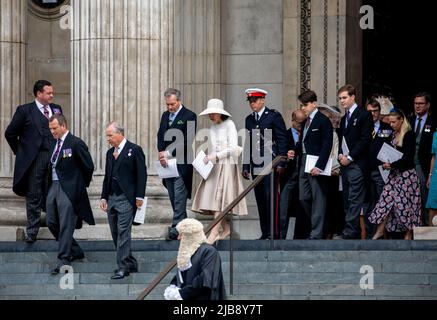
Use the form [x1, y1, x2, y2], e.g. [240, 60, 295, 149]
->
[0, 0, 27, 236]
[71, 0, 176, 227]
[173, 0, 222, 205]
[71, 0, 174, 175]
[174, 0, 222, 128]
[0, 0, 26, 178]
[284, 0, 363, 117]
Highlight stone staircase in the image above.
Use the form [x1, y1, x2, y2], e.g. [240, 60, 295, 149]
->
[1, 240, 437, 300]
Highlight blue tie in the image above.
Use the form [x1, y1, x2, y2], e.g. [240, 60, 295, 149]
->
[346, 110, 351, 126]
[169, 113, 175, 126]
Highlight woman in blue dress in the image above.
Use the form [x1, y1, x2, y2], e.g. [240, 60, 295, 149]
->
[426, 131, 437, 225]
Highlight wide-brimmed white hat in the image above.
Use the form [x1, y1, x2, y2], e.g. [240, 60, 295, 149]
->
[199, 98, 232, 117]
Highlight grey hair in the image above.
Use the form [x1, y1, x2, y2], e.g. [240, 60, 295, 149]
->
[107, 121, 124, 135]
[164, 88, 181, 101]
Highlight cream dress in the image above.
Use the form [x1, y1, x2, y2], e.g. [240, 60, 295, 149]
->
[191, 119, 248, 216]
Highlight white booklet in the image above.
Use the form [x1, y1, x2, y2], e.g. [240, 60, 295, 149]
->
[377, 142, 403, 163]
[192, 150, 214, 180]
[155, 158, 179, 179]
[134, 197, 148, 225]
[304, 155, 333, 176]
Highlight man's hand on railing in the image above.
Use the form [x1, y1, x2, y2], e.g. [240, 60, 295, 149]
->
[242, 170, 250, 180]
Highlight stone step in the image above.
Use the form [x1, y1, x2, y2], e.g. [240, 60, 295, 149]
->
[3, 250, 437, 263]
[0, 271, 433, 286]
[1, 283, 436, 299]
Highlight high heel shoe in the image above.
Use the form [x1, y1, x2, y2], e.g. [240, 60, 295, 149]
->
[372, 233, 384, 240]
[219, 229, 231, 240]
[206, 230, 221, 244]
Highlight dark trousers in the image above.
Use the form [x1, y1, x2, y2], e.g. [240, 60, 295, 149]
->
[324, 175, 344, 237]
[108, 194, 138, 272]
[341, 163, 366, 239]
[279, 170, 299, 239]
[46, 181, 83, 267]
[25, 150, 49, 238]
[362, 169, 385, 238]
[299, 155, 328, 239]
[253, 171, 282, 239]
[165, 177, 188, 235]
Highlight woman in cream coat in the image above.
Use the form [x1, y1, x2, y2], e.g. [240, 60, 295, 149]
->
[191, 99, 248, 244]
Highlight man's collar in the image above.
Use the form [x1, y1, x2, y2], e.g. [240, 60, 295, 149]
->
[35, 99, 46, 109]
[59, 131, 69, 142]
[117, 138, 127, 152]
[309, 108, 318, 120]
[256, 107, 266, 117]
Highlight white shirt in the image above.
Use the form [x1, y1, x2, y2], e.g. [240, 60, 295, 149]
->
[255, 107, 266, 120]
[115, 138, 127, 155]
[35, 99, 52, 118]
[374, 120, 381, 134]
[51, 131, 69, 181]
[415, 112, 428, 134]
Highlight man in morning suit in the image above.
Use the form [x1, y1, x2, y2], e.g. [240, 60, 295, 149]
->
[337, 84, 373, 239]
[157, 88, 197, 241]
[100, 122, 147, 280]
[5, 80, 63, 243]
[362, 99, 392, 238]
[408, 92, 436, 225]
[297, 90, 333, 240]
[242, 88, 289, 239]
[46, 114, 95, 275]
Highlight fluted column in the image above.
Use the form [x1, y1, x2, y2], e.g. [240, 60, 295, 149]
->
[71, 0, 174, 175]
[0, 0, 26, 178]
[174, 0, 222, 127]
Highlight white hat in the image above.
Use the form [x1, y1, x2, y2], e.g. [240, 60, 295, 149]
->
[245, 88, 268, 98]
[199, 98, 232, 117]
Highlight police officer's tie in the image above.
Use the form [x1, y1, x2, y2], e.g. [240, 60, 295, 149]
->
[255, 113, 260, 122]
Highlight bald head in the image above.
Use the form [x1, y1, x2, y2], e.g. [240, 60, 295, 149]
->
[292, 109, 307, 131]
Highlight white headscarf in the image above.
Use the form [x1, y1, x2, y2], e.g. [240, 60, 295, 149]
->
[176, 218, 207, 269]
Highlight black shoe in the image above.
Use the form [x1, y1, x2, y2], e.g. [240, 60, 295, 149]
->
[50, 267, 60, 275]
[129, 267, 138, 273]
[69, 253, 85, 262]
[258, 235, 271, 240]
[165, 228, 179, 241]
[111, 270, 130, 280]
[24, 235, 36, 243]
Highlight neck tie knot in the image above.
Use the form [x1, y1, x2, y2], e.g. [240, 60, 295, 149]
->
[43, 105, 50, 119]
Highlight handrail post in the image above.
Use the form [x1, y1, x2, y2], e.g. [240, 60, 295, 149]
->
[230, 212, 234, 295]
[270, 170, 274, 250]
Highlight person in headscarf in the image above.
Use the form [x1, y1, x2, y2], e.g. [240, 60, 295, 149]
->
[163, 218, 226, 300]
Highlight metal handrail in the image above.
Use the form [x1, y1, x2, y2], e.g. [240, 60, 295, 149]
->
[136, 155, 287, 300]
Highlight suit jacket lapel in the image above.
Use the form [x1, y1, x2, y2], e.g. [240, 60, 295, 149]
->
[170, 106, 186, 128]
[30, 102, 44, 137]
[113, 141, 130, 173]
[55, 132, 72, 167]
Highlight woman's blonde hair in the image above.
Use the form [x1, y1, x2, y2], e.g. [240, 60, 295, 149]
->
[389, 109, 411, 147]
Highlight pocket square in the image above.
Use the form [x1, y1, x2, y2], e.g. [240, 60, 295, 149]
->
[311, 129, 319, 132]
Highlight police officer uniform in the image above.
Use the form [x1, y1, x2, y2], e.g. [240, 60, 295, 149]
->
[242, 88, 289, 239]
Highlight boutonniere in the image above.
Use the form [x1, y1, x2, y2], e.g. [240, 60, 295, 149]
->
[62, 148, 72, 158]
[176, 120, 184, 125]
[424, 125, 431, 133]
[353, 118, 358, 126]
[128, 148, 132, 157]
[52, 108, 61, 114]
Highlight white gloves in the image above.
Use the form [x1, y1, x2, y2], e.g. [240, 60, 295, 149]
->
[164, 285, 182, 300]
